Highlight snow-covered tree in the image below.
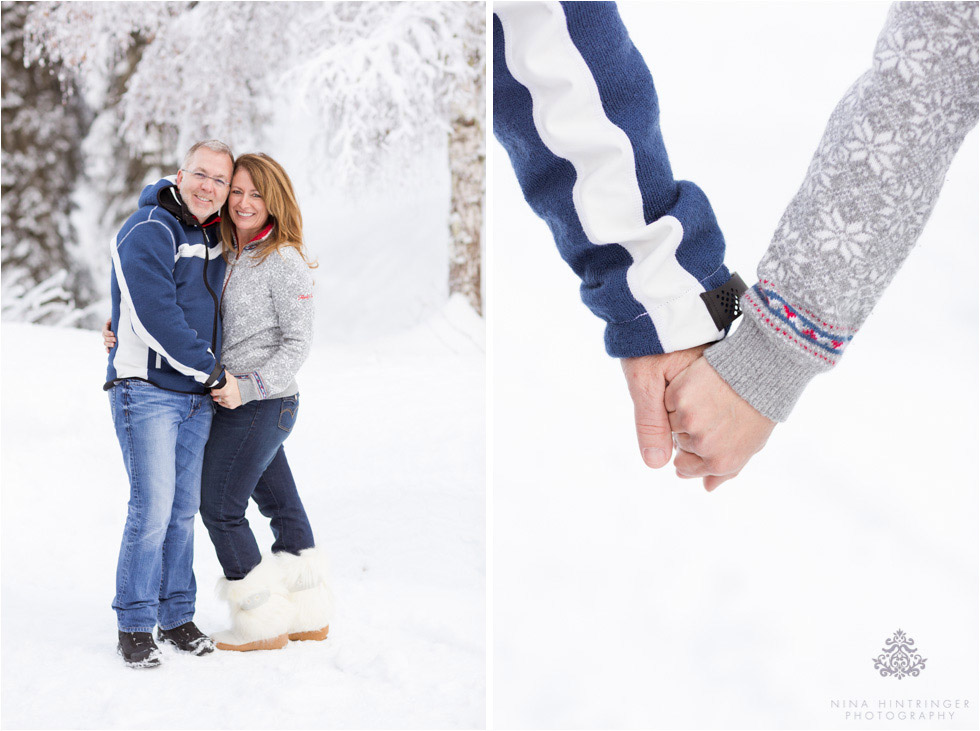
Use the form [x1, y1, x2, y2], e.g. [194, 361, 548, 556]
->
[1, 1, 94, 325]
[22, 1, 190, 303]
[19, 1, 485, 319]
[289, 3, 485, 312]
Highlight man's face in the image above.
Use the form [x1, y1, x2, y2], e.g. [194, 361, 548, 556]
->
[175, 148, 234, 223]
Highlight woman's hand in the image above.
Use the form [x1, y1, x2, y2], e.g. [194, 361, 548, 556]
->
[664, 356, 776, 491]
[211, 375, 243, 410]
[103, 319, 116, 353]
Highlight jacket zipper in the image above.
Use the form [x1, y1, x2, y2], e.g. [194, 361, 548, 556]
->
[201, 228, 220, 354]
[220, 245, 241, 307]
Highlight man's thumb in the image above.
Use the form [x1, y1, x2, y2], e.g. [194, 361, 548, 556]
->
[631, 374, 672, 469]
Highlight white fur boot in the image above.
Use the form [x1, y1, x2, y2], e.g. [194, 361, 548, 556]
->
[212, 555, 293, 652]
[277, 548, 334, 642]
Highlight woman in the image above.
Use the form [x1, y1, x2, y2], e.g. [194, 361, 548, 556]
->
[104, 153, 332, 652]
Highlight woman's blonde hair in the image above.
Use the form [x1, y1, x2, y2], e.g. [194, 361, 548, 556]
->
[220, 153, 317, 269]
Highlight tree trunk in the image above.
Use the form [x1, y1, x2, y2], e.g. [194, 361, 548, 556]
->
[447, 113, 484, 315]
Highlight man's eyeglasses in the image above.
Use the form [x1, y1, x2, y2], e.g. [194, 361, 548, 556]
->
[181, 169, 230, 189]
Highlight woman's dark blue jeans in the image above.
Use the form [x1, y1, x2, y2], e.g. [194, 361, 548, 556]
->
[200, 394, 315, 580]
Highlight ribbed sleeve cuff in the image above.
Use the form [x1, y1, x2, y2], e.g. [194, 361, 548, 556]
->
[603, 311, 661, 357]
[236, 375, 261, 405]
[604, 289, 727, 358]
[703, 310, 829, 423]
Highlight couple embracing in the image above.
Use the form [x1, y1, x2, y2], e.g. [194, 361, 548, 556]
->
[103, 140, 333, 668]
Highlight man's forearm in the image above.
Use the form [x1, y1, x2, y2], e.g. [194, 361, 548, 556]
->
[493, 1, 739, 356]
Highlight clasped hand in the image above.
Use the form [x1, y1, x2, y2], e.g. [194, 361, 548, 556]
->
[622, 348, 775, 491]
[211, 376, 242, 410]
[102, 318, 243, 410]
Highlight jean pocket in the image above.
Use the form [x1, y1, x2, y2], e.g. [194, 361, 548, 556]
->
[278, 396, 299, 432]
[125, 378, 156, 389]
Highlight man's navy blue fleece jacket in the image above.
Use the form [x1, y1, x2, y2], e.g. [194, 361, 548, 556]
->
[105, 179, 227, 393]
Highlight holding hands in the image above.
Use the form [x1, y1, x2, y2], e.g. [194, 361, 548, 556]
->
[623, 350, 775, 492]
[210, 377, 242, 410]
[665, 356, 775, 492]
[620, 346, 706, 469]
[102, 319, 242, 409]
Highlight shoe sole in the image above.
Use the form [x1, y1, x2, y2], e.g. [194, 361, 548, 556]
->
[214, 633, 289, 652]
[288, 625, 330, 642]
[117, 645, 163, 669]
[158, 636, 215, 655]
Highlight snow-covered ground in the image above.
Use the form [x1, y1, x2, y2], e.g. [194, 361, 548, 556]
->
[491, 3, 978, 729]
[0, 296, 485, 729]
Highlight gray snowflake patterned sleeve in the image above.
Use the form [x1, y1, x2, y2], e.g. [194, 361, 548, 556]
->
[705, 1, 979, 422]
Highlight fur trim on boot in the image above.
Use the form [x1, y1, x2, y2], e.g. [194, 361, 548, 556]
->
[277, 548, 334, 641]
[212, 555, 292, 652]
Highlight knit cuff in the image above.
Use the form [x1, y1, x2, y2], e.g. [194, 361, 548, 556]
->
[604, 289, 726, 357]
[234, 374, 262, 405]
[703, 310, 829, 423]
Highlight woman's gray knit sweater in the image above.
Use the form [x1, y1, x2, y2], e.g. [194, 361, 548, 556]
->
[220, 232, 315, 405]
[705, 1, 979, 421]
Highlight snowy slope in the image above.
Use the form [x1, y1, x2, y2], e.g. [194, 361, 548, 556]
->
[0, 297, 484, 729]
[491, 3, 978, 729]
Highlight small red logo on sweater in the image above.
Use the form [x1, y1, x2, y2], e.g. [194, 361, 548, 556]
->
[298, 294, 313, 301]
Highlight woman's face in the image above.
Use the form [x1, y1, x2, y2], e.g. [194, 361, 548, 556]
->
[228, 168, 269, 242]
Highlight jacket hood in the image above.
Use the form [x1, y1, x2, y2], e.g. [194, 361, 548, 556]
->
[138, 178, 221, 228]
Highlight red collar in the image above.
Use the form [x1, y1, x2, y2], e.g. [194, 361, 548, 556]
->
[247, 222, 274, 244]
[234, 222, 275, 251]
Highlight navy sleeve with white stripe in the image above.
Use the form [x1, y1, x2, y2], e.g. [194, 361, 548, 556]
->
[493, 1, 733, 356]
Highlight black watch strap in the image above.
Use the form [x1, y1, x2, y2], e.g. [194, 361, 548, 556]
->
[700, 272, 748, 330]
[205, 362, 226, 390]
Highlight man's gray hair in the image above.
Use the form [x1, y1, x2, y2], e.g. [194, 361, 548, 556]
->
[181, 140, 234, 170]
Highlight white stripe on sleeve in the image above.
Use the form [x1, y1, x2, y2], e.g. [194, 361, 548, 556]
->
[496, 1, 724, 351]
[175, 242, 223, 261]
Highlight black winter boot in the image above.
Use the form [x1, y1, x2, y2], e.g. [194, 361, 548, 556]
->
[117, 631, 163, 668]
[156, 621, 215, 655]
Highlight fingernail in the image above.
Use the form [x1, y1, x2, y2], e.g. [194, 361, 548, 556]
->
[643, 447, 667, 467]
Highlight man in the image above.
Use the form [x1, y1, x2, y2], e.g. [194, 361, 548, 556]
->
[105, 140, 236, 668]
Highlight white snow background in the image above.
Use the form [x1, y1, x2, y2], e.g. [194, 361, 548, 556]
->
[491, 2, 978, 729]
[1, 139, 485, 726]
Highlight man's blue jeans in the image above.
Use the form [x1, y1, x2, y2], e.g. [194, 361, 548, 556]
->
[109, 380, 212, 632]
[200, 394, 315, 580]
